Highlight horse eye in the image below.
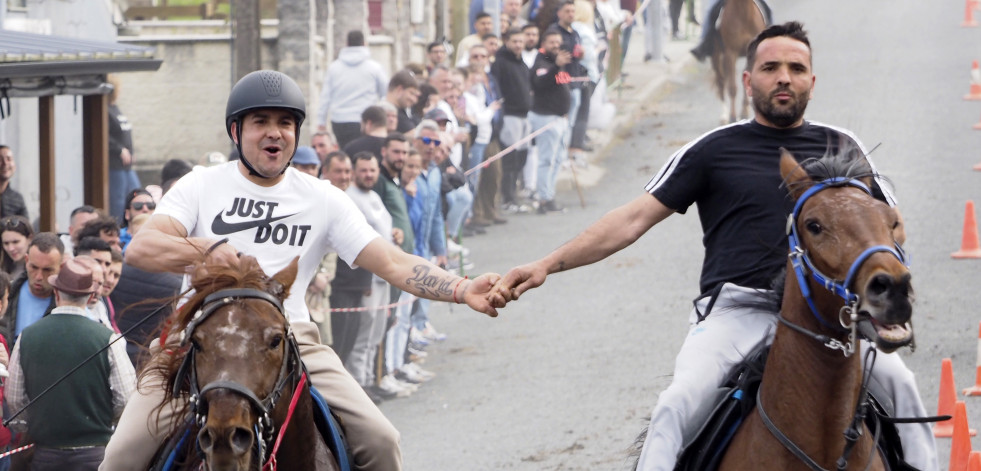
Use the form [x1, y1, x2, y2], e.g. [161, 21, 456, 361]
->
[805, 221, 823, 235]
[269, 335, 283, 349]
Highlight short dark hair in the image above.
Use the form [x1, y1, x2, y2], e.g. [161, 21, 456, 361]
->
[384, 132, 408, 149]
[347, 30, 365, 47]
[161, 159, 193, 186]
[352, 151, 378, 166]
[323, 151, 350, 172]
[77, 214, 120, 241]
[361, 105, 388, 128]
[123, 189, 153, 227]
[474, 12, 492, 22]
[746, 21, 811, 71]
[28, 232, 64, 256]
[427, 41, 445, 52]
[388, 70, 419, 92]
[521, 23, 539, 33]
[74, 236, 112, 258]
[481, 33, 498, 42]
[502, 27, 523, 42]
[70, 205, 97, 219]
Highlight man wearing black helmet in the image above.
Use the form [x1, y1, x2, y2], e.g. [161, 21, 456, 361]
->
[101, 70, 506, 471]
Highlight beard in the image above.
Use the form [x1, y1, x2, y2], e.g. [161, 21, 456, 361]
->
[751, 84, 810, 128]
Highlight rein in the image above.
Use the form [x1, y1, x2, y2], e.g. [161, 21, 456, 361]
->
[172, 287, 302, 468]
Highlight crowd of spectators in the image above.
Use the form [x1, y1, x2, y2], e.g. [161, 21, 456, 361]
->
[301, 0, 646, 401]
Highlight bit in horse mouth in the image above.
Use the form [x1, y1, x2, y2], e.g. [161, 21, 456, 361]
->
[857, 317, 914, 350]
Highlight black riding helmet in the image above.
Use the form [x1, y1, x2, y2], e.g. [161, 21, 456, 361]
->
[225, 70, 306, 179]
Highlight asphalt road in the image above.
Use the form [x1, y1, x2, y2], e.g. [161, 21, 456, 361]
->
[381, 1, 981, 469]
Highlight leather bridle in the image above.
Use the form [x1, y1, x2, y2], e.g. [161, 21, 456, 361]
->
[172, 288, 302, 465]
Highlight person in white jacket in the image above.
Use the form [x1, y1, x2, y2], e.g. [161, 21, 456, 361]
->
[316, 30, 389, 148]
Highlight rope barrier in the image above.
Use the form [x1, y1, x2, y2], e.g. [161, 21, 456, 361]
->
[463, 119, 561, 177]
[0, 444, 34, 459]
[328, 296, 416, 313]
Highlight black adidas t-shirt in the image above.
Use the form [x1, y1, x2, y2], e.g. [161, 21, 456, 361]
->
[645, 120, 894, 295]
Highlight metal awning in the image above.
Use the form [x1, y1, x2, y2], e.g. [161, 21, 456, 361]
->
[0, 29, 162, 231]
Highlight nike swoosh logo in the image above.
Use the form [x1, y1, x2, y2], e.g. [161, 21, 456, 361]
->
[211, 212, 296, 235]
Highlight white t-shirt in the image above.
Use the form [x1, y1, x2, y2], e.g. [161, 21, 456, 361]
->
[155, 162, 379, 322]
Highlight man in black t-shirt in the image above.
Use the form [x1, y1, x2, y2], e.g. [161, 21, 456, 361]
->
[496, 21, 938, 470]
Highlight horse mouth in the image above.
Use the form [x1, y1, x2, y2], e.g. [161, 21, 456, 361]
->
[857, 317, 914, 352]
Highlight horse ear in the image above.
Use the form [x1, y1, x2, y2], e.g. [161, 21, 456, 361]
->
[267, 256, 299, 301]
[779, 148, 811, 200]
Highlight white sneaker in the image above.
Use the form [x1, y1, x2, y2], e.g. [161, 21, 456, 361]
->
[402, 362, 436, 381]
[378, 375, 413, 397]
[421, 322, 448, 342]
[446, 239, 471, 257]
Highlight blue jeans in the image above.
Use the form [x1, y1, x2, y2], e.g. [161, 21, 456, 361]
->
[529, 112, 568, 202]
[445, 185, 473, 238]
[467, 142, 488, 192]
[410, 298, 431, 332]
[109, 168, 141, 222]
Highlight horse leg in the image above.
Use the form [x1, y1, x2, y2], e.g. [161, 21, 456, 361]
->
[723, 52, 738, 123]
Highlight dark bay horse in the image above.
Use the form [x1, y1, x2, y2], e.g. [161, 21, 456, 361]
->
[147, 256, 341, 471]
[711, 0, 766, 123]
[717, 149, 913, 469]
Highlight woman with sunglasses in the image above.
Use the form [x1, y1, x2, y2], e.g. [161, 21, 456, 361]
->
[119, 189, 155, 253]
[0, 216, 32, 281]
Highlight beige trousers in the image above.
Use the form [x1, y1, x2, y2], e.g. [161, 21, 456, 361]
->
[99, 321, 401, 471]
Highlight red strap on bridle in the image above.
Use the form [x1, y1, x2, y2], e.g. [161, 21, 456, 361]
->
[262, 372, 307, 471]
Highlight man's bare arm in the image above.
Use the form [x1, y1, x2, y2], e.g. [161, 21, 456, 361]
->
[125, 214, 236, 273]
[497, 193, 674, 300]
[353, 238, 502, 316]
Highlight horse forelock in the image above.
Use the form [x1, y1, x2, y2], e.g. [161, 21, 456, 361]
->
[784, 132, 884, 196]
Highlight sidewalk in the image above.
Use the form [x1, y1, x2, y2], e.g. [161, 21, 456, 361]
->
[554, 27, 698, 190]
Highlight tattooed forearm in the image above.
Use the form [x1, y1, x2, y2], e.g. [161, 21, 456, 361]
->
[405, 264, 456, 299]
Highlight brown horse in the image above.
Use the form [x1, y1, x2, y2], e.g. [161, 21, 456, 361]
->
[148, 256, 341, 471]
[711, 0, 766, 123]
[717, 149, 913, 469]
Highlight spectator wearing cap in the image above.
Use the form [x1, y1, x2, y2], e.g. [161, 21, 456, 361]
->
[316, 30, 389, 149]
[7, 258, 136, 470]
[1, 233, 64, 341]
[292, 146, 320, 177]
[385, 70, 421, 134]
[343, 106, 390, 162]
[119, 189, 155, 253]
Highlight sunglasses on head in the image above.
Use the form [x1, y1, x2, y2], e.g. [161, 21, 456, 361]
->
[1, 218, 23, 230]
[418, 136, 442, 147]
[132, 202, 156, 211]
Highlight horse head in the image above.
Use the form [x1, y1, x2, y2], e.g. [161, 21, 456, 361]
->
[175, 255, 299, 471]
[780, 147, 913, 353]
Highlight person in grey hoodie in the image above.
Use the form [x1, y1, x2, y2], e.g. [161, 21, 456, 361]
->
[316, 30, 389, 148]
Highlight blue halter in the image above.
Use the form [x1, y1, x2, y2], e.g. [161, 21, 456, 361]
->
[786, 177, 909, 335]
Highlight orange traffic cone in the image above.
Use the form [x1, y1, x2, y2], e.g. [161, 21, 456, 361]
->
[952, 401, 975, 471]
[952, 201, 981, 259]
[965, 0, 979, 27]
[964, 322, 981, 396]
[966, 61, 981, 100]
[970, 451, 981, 471]
[938, 358, 960, 437]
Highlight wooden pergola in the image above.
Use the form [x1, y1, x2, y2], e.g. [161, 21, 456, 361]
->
[0, 29, 162, 231]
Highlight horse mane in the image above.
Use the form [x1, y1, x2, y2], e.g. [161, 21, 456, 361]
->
[141, 255, 277, 432]
[782, 132, 885, 196]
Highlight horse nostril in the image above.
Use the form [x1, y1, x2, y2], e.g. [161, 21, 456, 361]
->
[229, 426, 254, 456]
[198, 427, 215, 453]
[867, 273, 893, 298]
